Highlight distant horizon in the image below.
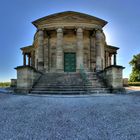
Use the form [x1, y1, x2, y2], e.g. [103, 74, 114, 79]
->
[0, 0, 140, 82]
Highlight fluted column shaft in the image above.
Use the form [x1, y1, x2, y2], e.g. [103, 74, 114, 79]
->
[109, 54, 112, 66]
[44, 34, 49, 72]
[37, 29, 44, 71]
[76, 28, 83, 70]
[90, 32, 96, 71]
[56, 28, 63, 72]
[95, 29, 105, 71]
[105, 51, 109, 67]
[28, 54, 31, 66]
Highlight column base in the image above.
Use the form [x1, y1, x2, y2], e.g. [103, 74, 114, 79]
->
[56, 69, 64, 72]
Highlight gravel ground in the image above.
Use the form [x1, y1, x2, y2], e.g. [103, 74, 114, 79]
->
[0, 92, 140, 140]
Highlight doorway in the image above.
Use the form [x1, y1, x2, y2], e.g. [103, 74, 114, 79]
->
[64, 53, 76, 72]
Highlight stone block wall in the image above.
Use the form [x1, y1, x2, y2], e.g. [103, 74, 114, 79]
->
[104, 65, 125, 92]
[15, 66, 41, 93]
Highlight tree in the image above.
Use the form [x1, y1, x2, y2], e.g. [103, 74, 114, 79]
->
[129, 53, 140, 82]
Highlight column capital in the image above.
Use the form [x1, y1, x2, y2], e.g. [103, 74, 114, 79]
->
[76, 27, 83, 33]
[91, 30, 96, 37]
[38, 29, 44, 36]
[95, 28, 105, 41]
[95, 28, 103, 32]
[56, 28, 63, 33]
[37, 29, 44, 32]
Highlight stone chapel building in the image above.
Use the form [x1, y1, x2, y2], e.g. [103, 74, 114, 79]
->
[14, 11, 124, 94]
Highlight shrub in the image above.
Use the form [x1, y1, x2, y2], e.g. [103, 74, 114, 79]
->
[128, 82, 140, 86]
[0, 82, 11, 87]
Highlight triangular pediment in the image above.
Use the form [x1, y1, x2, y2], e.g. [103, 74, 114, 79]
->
[32, 11, 107, 28]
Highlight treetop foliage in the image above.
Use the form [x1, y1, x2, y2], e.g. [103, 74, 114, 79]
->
[129, 53, 140, 82]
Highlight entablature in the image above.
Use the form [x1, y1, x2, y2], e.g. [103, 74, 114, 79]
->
[20, 45, 34, 54]
[105, 45, 119, 54]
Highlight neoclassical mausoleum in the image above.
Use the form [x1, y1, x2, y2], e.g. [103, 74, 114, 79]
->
[14, 11, 124, 93]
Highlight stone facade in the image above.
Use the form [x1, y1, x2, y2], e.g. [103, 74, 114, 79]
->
[14, 11, 124, 93]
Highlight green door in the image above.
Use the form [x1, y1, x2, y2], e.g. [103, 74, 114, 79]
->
[64, 53, 76, 72]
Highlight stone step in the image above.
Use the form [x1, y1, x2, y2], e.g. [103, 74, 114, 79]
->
[30, 89, 109, 94]
[35, 84, 84, 86]
[30, 72, 108, 94]
[33, 86, 106, 89]
[32, 86, 85, 88]
[32, 87, 108, 91]
[34, 84, 105, 88]
[31, 88, 85, 91]
[30, 90, 86, 95]
[33, 85, 85, 88]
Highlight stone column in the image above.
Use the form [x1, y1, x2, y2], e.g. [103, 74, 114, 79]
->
[95, 29, 105, 71]
[109, 54, 112, 66]
[31, 51, 35, 67]
[44, 32, 49, 72]
[105, 51, 109, 67]
[113, 53, 117, 65]
[90, 31, 96, 71]
[28, 54, 31, 66]
[76, 27, 83, 70]
[23, 53, 26, 66]
[56, 28, 63, 72]
[37, 29, 44, 71]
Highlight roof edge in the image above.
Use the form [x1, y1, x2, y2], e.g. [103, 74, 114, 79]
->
[32, 11, 108, 28]
[107, 45, 119, 50]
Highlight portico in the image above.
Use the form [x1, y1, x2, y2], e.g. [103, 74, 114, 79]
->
[21, 28, 116, 73]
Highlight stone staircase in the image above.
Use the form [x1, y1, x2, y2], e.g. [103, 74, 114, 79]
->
[84, 72, 109, 93]
[30, 72, 109, 94]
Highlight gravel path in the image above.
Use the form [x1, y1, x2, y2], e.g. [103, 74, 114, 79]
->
[0, 92, 140, 140]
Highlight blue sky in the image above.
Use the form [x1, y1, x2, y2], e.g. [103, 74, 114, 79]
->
[0, 0, 140, 82]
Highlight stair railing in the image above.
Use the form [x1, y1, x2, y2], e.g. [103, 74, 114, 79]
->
[29, 71, 43, 93]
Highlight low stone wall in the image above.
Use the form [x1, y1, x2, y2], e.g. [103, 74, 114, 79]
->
[11, 79, 17, 87]
[123, 78, 128, 87]
[15, 66, 42, 93]
[104, 65, 125, 93]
